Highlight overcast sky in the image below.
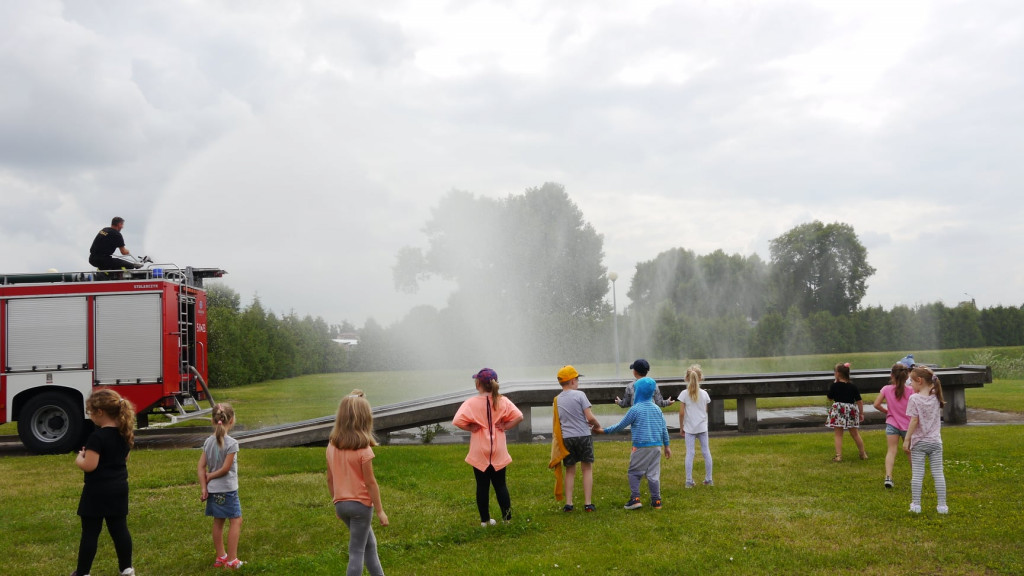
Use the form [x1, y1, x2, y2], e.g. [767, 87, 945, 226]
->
[2, 0, 1022, 326]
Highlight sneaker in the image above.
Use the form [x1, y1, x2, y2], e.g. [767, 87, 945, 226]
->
[884, 477, 893, 489]
[120, 570, 135, 576]
[937, 506, 949, 514]
[481, 518, 497, 527]
[909, 503, 921, 514]
[651, 498, 662, 509]
[225, 558, 244, 570]
[584, 504, 596, 512]
[703, 480, 714, 487]
[624, 497, 642, 510]
[562, 504, 574, 512]
[214, 555, 229, 568]
[685, 481, 695, 488]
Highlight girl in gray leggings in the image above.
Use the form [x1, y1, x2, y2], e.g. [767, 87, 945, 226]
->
[327, 391, 390, 576]
[903, 367, 948, 514]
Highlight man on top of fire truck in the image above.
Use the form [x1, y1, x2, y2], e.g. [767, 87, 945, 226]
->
[89, 216, 143, 271]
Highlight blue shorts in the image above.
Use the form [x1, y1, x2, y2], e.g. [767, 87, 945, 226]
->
[205, 490, 242, 519]
[885, 424, 908, 438]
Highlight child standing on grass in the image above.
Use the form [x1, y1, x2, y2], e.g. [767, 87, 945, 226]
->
[327, 390, 389, 576]
[679, 364, 713, 488]
[825, 362, 867, 462]
[614, 359, 675, 408]
[551, 365, 603, 512]
[903, 367, 948, 514]
[873, 362, 914, 488]
[453, 368, 524, 526]
[198, 403, 244, 569]
[601, 377, 672, 510]
[72, 389, 136, 576]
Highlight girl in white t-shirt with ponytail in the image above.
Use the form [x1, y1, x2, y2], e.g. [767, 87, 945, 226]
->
[679, 364, 713, 488]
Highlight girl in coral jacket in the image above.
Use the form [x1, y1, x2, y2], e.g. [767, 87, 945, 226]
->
[453, 368, 524, 526]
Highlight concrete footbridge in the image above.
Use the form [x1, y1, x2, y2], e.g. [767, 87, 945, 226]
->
[232, 365, 991, 448]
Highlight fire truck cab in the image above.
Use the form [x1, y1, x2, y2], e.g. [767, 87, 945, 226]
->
[1, 266, 225, 453]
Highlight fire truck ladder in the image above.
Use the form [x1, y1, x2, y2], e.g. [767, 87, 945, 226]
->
[165, 289, 213, 423]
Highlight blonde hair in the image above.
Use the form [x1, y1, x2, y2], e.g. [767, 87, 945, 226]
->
[685, 364, 704, 402]
[329, 389, 378, 450]
[86, 388, 136, 449]
[211, 403, 236, 449]
[890, 364, 909, 400]
[911, 366, 945, 407]
[476, 375, 502, 409]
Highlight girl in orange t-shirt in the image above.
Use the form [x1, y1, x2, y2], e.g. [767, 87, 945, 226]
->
[326, 390, 388, 576]
[452, 368, 524, 526]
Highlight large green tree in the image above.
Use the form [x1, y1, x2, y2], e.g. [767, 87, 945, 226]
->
[393, 182, 609, 365]
[769, 221, 875, 316]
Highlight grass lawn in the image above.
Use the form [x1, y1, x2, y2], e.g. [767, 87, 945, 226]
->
[2, 348, 1020, 438]
[1, 425, 1021, 575]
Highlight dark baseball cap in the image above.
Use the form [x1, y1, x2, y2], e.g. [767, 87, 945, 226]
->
[629, 359, 650, 375]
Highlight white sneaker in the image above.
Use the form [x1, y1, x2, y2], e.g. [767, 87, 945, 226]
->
[937, 505, 949, 514]
[121, 569, 135, 576]
[480, 518, 496, 527]
[909, 503, 921, 514]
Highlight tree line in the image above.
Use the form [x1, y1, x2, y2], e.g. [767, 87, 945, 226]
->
[205, 284, 350, 387]
[203, 183, 1024, 384]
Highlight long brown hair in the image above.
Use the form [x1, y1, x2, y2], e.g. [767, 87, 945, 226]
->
[211, 403, 236, 449]
[86, 388, 136, 448]
[890, 364, 909, 400]
[329, 389, 377, 450]
[911, 366, 945, 407]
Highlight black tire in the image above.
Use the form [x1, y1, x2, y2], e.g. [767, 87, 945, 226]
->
[17, 392, 85, 454]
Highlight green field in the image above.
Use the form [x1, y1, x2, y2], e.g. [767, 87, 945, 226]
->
[2, 425, 1021, 575]
[3, 347, 1021, 437]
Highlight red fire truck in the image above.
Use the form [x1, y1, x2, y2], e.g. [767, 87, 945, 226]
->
[1, 266, 226, 453]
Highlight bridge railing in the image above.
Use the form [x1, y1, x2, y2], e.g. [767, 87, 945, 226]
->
[235, 365, 991, 448]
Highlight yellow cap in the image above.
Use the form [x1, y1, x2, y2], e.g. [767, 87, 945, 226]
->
[557, 365, 580, 384]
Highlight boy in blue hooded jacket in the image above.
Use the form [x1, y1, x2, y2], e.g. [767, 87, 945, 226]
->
[601, 377, 672, 509]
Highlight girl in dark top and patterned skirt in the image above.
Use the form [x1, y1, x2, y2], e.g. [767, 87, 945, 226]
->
[825, 362, 868, 462]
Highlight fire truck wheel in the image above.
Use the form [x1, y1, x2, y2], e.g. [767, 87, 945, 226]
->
[17, 392, 84, 454]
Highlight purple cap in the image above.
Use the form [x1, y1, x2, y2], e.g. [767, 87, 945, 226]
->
[472, 368, 498, 381]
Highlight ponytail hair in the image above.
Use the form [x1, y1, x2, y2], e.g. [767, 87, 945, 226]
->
[685, 364, 703, 402]
[835, 362, 852, 382]
[86, 388, 136, 449]
[330, 389, 377, 450]
[911, 366, 945, 407]
[476, 375, 501, 409]
[211, 403, 236, 450]
[890, 363, 909, 400]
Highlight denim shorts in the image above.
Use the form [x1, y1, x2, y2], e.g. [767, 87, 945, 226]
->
[205, 490, 242, 519]
[885, 424, 908, 438]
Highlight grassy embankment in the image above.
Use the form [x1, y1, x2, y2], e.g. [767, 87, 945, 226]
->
[2, 425, 1021, 575]
[2, 348, 1022, 574]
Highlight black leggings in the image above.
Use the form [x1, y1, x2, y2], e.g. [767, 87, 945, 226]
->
[473, 465, 511, 523]
[77, 515, 133, 574]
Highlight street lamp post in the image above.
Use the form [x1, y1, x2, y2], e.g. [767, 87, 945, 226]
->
[609, 272, 620, 379]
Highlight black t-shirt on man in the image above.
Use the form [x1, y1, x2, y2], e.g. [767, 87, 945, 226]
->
[89, 227, 125, 256]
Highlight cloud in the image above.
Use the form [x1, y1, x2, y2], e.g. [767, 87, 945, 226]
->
[1, 0, 1022, 323]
